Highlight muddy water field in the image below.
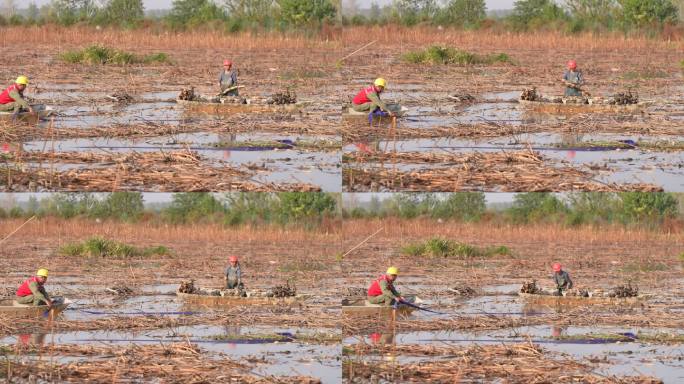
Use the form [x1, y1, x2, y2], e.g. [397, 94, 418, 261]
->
[0, 219, 342, 383]
[341, 219, 684, 383]
[2, 29, 684, 193]
[0, 31, 344, 192]
[339, 38, 684, 192]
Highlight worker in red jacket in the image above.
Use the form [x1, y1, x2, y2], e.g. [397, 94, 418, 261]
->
[0, 76, 33, 114]
[16, 268, 52, 307]
[352, 78, 395, 117]
[367, 266, 404, 306]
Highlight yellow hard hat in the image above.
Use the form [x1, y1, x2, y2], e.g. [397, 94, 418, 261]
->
[386, 266, 398, 275]
[36, 268, 48, 277]
[15, 76, 29, 85]
[374, 78, 387, 88]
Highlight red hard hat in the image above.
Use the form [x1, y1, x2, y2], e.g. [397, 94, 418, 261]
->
[229, 256, 238, 262]
[552, 263, 562, 272]
[567, 60, 577, 69]
[223, 59, 232, 66]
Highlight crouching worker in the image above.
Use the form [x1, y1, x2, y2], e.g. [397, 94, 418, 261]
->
[16, 268, 52, 307]
[225, 256, 243, 289]
[352, 78, 395, 117]
[367, 266, 404, 306]
[552, 263, 573, 296]
[0, 76, 33, 114]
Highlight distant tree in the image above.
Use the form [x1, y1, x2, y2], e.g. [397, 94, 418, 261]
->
[507, 192, 568, 223]
[277, 0, 337, 26]
[394, 0, 437, 25]
[277, 192, 337, 222]
[439, 0, 487, 27]
[565, 0, 618, 23]
[167, 0, 226, 28]
[511, 0, 566, 28]
[26, 2, 41, 23]
[433, 193, 486, 221]
[618, 0, 678, 27]
[620, 192, 678, 222]
[223, 0, 275, 23]
[95, 192, 144, 221]
[50, 0, 98, 25]
[163, 193, 225, 223]
[104, 0, 144, 26]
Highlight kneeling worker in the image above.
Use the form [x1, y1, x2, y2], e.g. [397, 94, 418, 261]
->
[225, 256, 243, 289]
[552, 263, 573, 296]
[16, 268, 52, 307]
[367, 266, 404, 306]
[352, 78, 395, 117]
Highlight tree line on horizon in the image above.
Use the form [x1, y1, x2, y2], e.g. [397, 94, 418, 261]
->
[1, 0, 683, 36]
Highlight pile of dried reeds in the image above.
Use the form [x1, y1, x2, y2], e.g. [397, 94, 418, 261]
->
[5, 342, 320, 384]
[611, 90, 639, 105]
[177, 87, 197, 101]
[344, 343, 661, 383]
[269, 89, 297, 105]
[343, 150, 662, 192]
[612, 282, 639, 297]
[520, 280, 541, 294]
[178, 280, 197, 294]
[520, 87, 542, 101]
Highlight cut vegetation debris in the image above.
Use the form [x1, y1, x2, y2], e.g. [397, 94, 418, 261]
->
[60, 45, 170, 65]
[403, 45, 512, 66]
[401, 237, 510, 258]
[59, 237, 170, 258]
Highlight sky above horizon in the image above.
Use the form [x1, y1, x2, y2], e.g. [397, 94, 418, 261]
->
[22, 0, 518, 11]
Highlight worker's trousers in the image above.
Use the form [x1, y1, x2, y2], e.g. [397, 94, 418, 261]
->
[0, 102, 23, 113]
[368, 293, 396, 306]
[352, 101, 381, 113]
[15, 295, 47, 306]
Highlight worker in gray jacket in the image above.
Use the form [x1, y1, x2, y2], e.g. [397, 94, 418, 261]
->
[552, 263, 573, 296]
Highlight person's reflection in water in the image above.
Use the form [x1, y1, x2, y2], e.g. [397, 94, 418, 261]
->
[17, 333, 46, 349]
[551, 326, 565, 338]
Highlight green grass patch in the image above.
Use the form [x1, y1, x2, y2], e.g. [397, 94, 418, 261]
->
[637, 140, 684, 152]
[554, 141, 634, 150]
[293, 331, 342, 344]
[620, 262, 669, 273]
[636, 332, 684, 344]
[403, 46, 513, 66]
[401, 237, 511, 258]
[206, 333, 292, 342]
[551, 333, 634, 342]
[279, 69, 327, 80]
[211, 140, 293, 149]
[60, 45, 171, 65]
[59, 237, 171, 258]
[621, 69, 669, 80]
[278, 260, 327, 272]
[551, 332, 684, 344]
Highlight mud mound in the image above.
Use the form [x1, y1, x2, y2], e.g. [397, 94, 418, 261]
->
[345, 287, 367, 297]
[611, 283, 638, 297]
[178, 280, 197, 294]
[269, 89, 297, 105]
[520, 88, 542, 101]
[447, 93, 475, 103]
[520, 280, 541, 294]
[611, 90, 638, 105]
[272, 281, 296, 297]
[178, 87, 197, 101]
[447, 285, 477, 296]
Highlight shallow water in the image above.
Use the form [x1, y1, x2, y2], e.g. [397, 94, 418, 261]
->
[344, 133, 684, 191]
[344, 325, 684, 383]
[21, 132, 341, 191]
[2, 325, 341, 383]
